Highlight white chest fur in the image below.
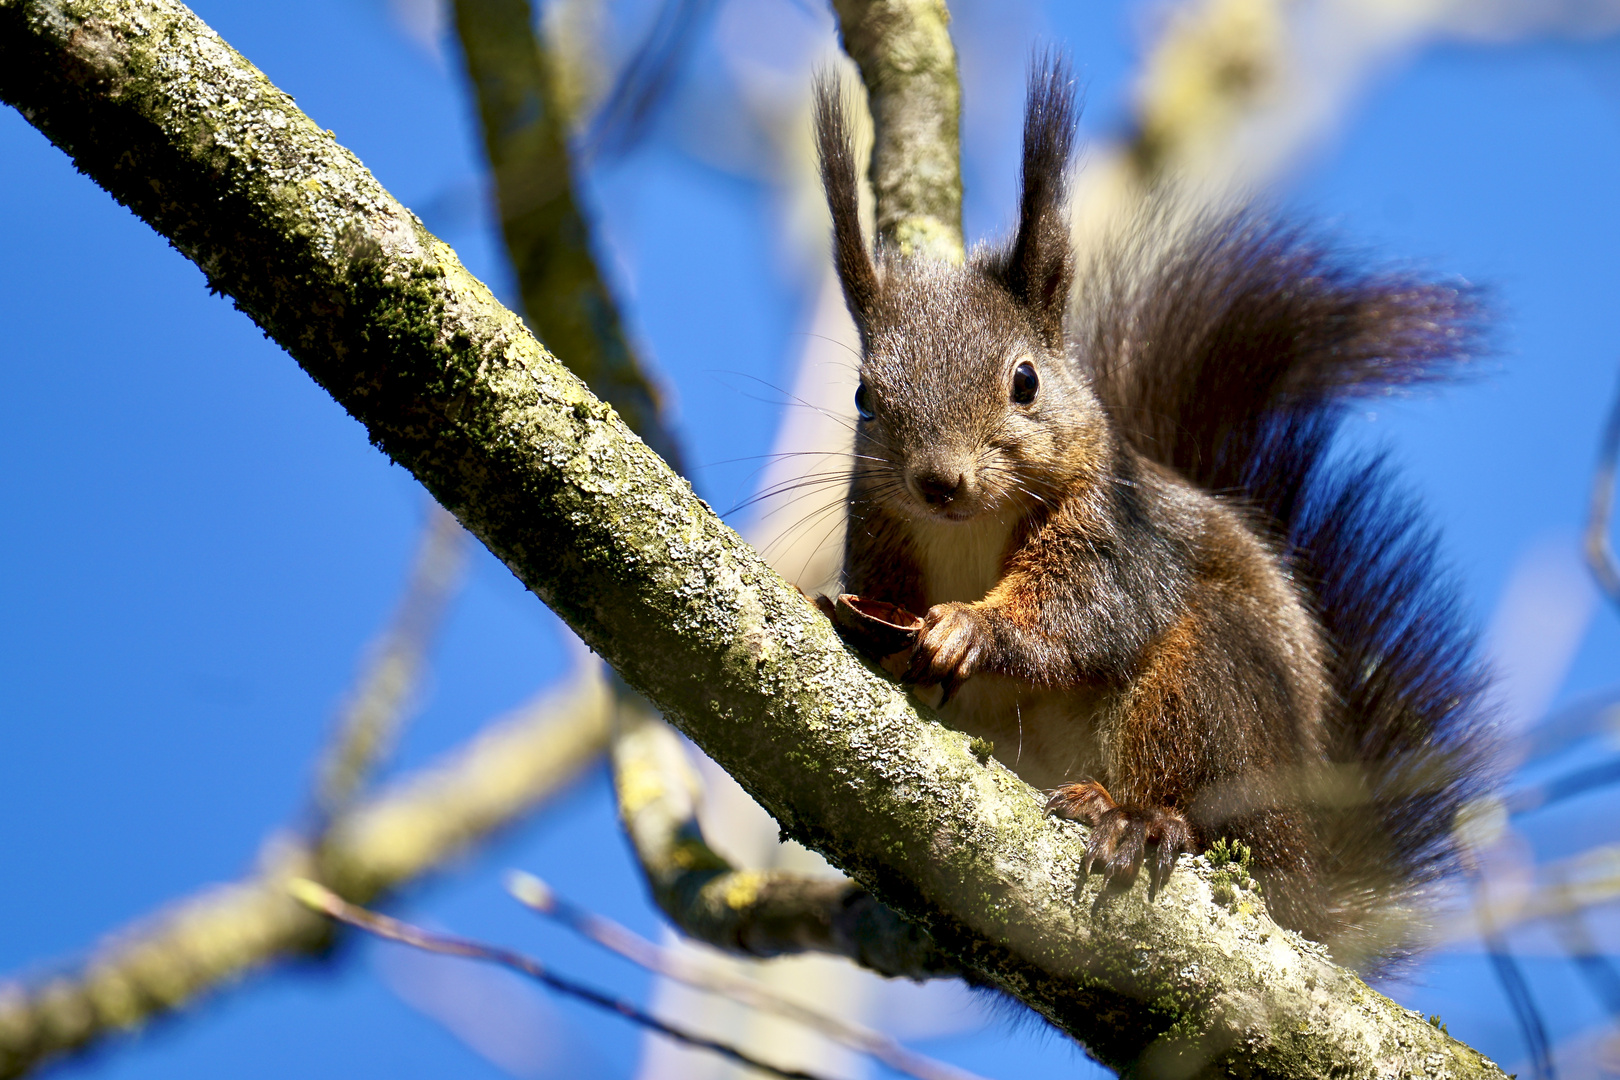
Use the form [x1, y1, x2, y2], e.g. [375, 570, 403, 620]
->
[908, 511, 1017, 607]
[904, 509, 1110, 790]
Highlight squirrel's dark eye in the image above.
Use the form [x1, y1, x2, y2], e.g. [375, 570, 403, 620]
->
[1011, 360, 1039, 405]
[855, 381, 875, 421]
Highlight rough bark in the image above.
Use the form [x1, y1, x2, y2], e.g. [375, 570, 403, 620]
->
[449, 0, 680, 468]
[0, 1, 1507, 1075]
[829, 0, 964, 262]
[611, 697, 959, 979]
[448, 0, 934, 967]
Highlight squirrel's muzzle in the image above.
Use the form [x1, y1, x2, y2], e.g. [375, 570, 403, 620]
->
[907, 466, 971, 511]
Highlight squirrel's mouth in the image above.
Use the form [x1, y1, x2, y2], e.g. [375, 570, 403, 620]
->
[891, 490, 985, 523]
[912, 492, 996, 523]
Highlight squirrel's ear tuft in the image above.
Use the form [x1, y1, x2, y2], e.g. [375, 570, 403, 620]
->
[814, 76, 882, 342]
[998, 53, 1079, 346]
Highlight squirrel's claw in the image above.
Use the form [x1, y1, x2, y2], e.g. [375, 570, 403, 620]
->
[904, 602, 988, 698]
[1147, 828, 1187, 899]
[1077, 804, 1194, 899]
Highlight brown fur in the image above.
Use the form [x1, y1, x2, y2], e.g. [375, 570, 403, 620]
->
[815, 57, 1493, 967]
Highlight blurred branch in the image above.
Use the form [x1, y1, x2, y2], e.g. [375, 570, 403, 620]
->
[1508, 754, 1620, 817]
[609, 699, 958, 980]
[0, 3, 1512, 1074]
[312, 503, 470, 820]
[1481, 925, 1556, 1080]
[584, 0, 719, 162]
[450, 0, 682, 468]
[315, 666, 612, 900]
[0, 842, 321, 1080]
[0, 670, 612, 1079]
[289, 880, 838, 1080]
[508, 870, 982, 1080]
[1551, 888, 1620, 1019]
[1520, 691, 1620, 763]
[1584, 368, 1620, 608]
[1125, 0, 1289, 186]
[1061, 0, 1296, 256]
[828, 0, 964, 262]
[1441, 844, 1620, 944]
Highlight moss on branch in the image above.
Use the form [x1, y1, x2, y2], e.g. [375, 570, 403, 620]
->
[448, 0, 681, 468]
[0, 1, 1507, 1074]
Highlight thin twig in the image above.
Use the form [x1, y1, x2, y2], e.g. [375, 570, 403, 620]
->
[289, 880, 846, 1080]
[507, 871, 987, 1080]
[312, 503, 469, 821]
[1506, 754, 1620, 816]
[1475, 873, 1557, 1080]
[584, 0, 720, 162]
[1584, 369, 1620, 609]
[1520, 691, 1620, 764]
[1484, 935, 1557, 1080]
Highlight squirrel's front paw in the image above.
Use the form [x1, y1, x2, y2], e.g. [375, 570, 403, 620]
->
[1081, 804, 1194, 899]
[904, 602, 989, 701]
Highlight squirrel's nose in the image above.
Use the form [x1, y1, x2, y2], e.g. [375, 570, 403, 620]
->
[911, 469, 967, 508]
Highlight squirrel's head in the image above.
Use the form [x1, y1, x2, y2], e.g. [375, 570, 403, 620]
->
[815, 59, 1109, 525]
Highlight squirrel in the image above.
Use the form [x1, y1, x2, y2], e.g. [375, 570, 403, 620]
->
[812, 59, 1496, 968]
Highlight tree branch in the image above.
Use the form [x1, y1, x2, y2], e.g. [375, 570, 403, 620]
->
[828, 0, 964, 263]
[610, 696, 958, 979]
[448, 0, 934, 975]
[0, 1, 1508, 1074]
[312, 503, 469, 820]
[1124, 0, 1288, 185]
[315, 667, 612, 900]
[0, 672, 611, 1078]
[292, 879, 847, 1080]
[449, 0, 681, 468]
[507, 870, 983, 1080]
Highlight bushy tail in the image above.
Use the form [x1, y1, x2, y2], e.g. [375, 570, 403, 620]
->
[1291, 453, 1496, 966]
[1078, 208, 1497, 966]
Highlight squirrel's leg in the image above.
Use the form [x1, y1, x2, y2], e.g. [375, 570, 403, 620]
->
[1044, 610, 1216, 896]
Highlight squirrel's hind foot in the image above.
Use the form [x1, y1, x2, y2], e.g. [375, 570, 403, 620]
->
[1048, 784, 1193, 899]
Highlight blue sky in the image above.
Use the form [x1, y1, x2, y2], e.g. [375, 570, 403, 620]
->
[3, 0, 1620, 1077]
